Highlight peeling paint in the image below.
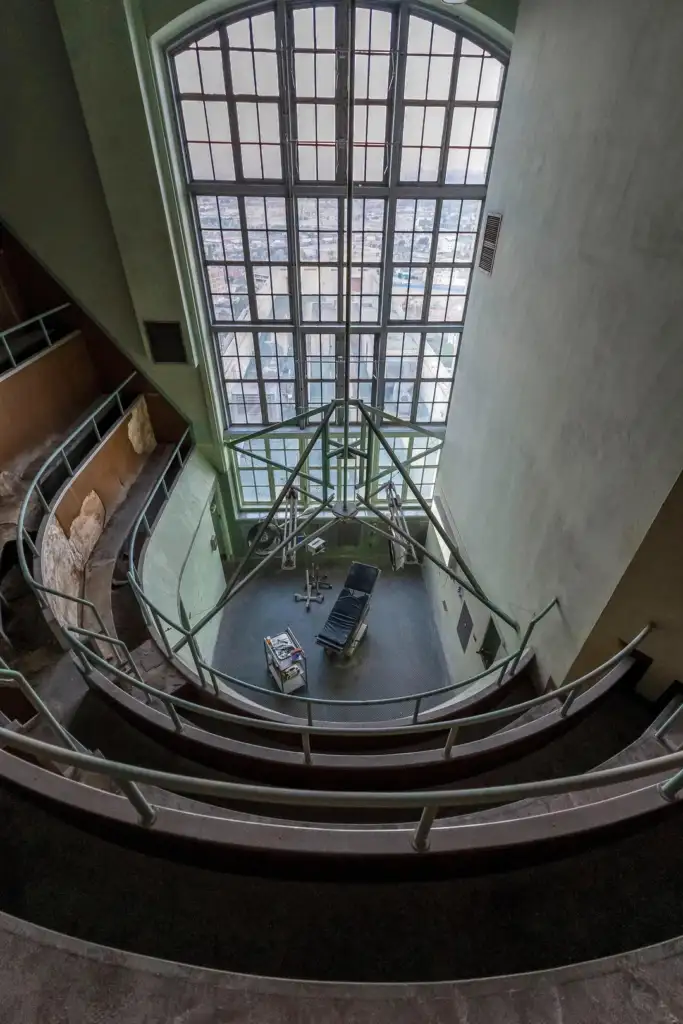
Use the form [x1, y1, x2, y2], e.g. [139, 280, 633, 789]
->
[42, 519, 81, 628]
[69, 490, 105, 571]
[42, 490, 106, 626]
[128, 396, 156, 455]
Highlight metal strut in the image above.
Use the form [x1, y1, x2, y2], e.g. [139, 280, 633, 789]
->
[385, 480, 418, 571]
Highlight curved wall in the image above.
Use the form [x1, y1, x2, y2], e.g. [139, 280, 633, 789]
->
[141, 448, 225, 664]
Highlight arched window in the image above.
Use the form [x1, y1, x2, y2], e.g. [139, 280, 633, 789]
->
[169, 2, 505, 505]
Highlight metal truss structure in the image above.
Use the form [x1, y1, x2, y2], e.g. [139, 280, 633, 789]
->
[165, 0, 517, 651]
[170, 396, 518, 665]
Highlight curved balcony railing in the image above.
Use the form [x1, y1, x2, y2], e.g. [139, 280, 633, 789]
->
[10, 373, 646, 758]
[0, 303, 71, 372]
[124, 444, 560, 722]
[3, 379, 664, 852]
[67, 623, 651, 765]
[0, 623, 673, 853]
[15, 372, 139, 643]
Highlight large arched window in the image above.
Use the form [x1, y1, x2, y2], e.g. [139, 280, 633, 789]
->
[169, 2, 506, 507]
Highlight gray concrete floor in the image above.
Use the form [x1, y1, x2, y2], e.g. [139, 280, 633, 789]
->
[212, 563, 450, 722]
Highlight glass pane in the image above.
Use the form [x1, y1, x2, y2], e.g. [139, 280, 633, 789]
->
[174, 6, 504, 445]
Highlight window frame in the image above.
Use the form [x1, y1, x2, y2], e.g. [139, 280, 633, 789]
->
[168, 0, 507, 432]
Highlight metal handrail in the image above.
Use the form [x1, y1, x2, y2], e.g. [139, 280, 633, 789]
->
[64, 624, 651, 773]
[129, 564, 556, 719]
[0, 303, 71, 343]
[16, 370, 138, 592]
[0, 303, 71, 372]
[0, 664, 678, 851]
[127, 428, 191, 569]
[14, 371, 141, 674]
[124, 434, 560, 717]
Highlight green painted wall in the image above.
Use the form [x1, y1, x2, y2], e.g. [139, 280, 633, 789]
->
[179, 482, 228, 662]
[0, 0, 225, 469]
[141, 449, 223, 668]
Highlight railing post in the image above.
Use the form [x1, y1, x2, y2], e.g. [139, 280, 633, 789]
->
[655, 702, 683, 741]
[118, 779, 157, 826]
[209, 667, 220, 697]
[496, 660, 509, 687]
[302, 730, 312, 765]
[659, 770, 683, 802]
[186, 630, 208, 688]
[115, 391, 125, 416]
[35, 484, 50, 513]
[412, 805, 438, 852]
[412, 696, 422, 724]
[443, 724, 459, 758]
[559, 686, 579, 718]
[122, 645, 144, 683]
[149, 605, 174, 660]
[61, 451, 73, 476]
[38, 317, 50, 346]
[165, 700, 184, 733]
[306, 701, 314, 727]
[1, 335, 16, 367]
[22, 529, 39, 558]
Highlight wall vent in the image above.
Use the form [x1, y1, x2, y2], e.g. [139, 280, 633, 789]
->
[145, 321, 188, 363]
[457, 601, 473, 653]
[478, 212, 502, 274]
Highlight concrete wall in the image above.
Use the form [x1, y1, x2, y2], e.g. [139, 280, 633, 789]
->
[423, 491, 515, 686]
[569, 469, 683, 701]
[437, 0, 683, 686]
[141, 449, 222, 666]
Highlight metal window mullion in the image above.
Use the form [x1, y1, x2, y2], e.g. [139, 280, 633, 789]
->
[196, 86, 219, 181]
[187, 181, 489, 200]
[220, 25, 246, 182]
[335, 0, 350, 189]
[376, 3, 406, 414]
[401, 435, 413, 502]
[437, 33, 462, 187]
[276, 0, 306, 417]
[263, 438, 278, 499]
[336, 0, 351, 438]
[237, 194, 260, 324]
[236, 200, 266, 423]
[410, 328, 428, 422]
[420, 195, 443, 337]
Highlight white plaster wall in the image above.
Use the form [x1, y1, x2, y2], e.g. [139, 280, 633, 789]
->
[439, 0, 683, 685]
[425, 546, 510, 683]
[141, 449, 221, 667]
[423, 492, 515, 687]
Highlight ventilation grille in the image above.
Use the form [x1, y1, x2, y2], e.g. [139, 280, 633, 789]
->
[145, 321, 187, 364]
[478, 213, 502, 274]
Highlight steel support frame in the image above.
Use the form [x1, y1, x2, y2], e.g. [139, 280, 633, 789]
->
[160, 0, 518, 647]
[358, 401, 517, 629]
[177, 402, 336, 650]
